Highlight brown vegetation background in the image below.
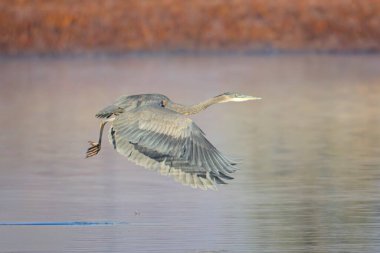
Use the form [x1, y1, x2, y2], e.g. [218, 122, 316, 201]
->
[1, 0, 379, 54]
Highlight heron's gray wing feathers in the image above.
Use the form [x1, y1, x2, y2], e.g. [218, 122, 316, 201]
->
[109, 105, 237, 190]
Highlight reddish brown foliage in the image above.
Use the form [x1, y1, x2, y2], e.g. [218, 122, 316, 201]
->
[0, 0, 379, 54]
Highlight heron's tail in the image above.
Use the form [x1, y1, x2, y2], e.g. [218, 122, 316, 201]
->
[95, 105, 124, 119]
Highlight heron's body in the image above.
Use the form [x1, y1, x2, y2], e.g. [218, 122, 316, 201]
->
[86, 92, 261, 190]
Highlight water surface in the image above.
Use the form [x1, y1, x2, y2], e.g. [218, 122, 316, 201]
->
[0, 54, 379, 252]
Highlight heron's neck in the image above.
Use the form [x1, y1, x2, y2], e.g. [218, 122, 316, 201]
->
[167, 96, 225, 115]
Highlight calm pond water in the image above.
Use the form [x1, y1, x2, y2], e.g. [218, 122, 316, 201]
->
[0, 54, 379, 253]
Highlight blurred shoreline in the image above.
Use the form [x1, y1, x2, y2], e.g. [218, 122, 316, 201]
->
[1, 0, 379, 55]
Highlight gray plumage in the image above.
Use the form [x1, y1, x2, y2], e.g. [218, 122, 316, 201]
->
[86, 92, 261, 190]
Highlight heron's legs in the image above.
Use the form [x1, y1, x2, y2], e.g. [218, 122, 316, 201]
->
[86, 121, 107, 158]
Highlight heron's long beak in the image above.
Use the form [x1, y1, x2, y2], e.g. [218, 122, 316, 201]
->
[232, 95, 262, 102]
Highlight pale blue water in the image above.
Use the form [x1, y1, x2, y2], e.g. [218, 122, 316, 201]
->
[0, 54, 380, 252]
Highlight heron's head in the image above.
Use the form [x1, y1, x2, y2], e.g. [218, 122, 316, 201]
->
[215, 92, 262, 103]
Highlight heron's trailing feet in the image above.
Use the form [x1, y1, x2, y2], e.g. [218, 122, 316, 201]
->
[86, 141, 101, 158]
[86, 121, 107, 158]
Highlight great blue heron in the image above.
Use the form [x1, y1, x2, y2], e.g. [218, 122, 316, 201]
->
[86, 92, 261, 190]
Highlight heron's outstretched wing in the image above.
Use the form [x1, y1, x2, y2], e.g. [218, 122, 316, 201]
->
[108, 105, 237, 190]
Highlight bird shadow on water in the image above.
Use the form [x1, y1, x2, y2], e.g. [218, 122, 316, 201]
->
[0, 221, 128, 226]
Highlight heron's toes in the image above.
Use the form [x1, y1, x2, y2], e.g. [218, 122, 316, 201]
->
[86, 141, 101, 158]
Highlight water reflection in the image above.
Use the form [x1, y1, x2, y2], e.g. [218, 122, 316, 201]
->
[0, 55, 379, 252]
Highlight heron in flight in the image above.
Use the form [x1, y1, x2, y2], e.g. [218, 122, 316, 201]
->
[86, 92, 261, 190]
